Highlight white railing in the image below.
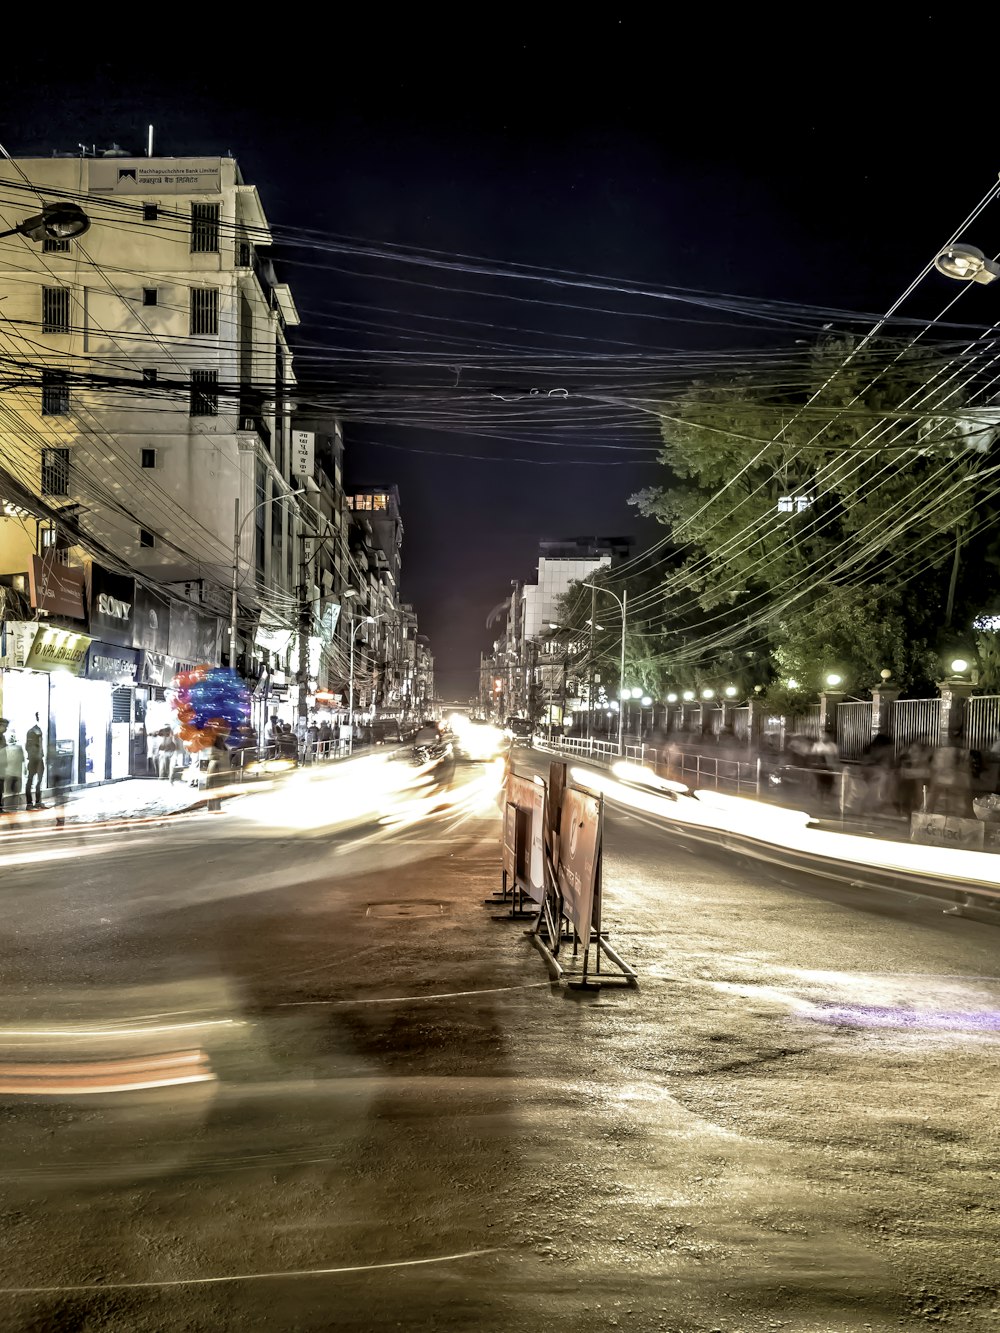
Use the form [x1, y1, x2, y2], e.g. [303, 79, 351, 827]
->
[890, 698, 941, 757]
[964, 694, 1000, 754]
[837, 700, 874, 760]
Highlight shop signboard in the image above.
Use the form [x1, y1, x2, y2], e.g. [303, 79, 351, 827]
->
[89, 566, 135, 648]
[86, 642, 140, 685]
[503, 772, 547, 903]
[292, 431, 315, 479]
[139, 651, 174, 686]
[169, 603, 223, 665]
[0, 621, 38, 669]
[28, 555, 86, 620]
[133, 585, 171, 652]
[24, 627, 91, 675]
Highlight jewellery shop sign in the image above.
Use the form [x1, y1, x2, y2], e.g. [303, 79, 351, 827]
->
[1, 622, 92, 674]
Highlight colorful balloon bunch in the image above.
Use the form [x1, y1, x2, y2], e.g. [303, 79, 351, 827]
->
[172, 666, 251, 752]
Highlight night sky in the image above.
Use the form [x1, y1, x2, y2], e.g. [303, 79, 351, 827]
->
[2, 17, 994, 696]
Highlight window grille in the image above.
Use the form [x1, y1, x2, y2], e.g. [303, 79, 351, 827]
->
[142, 287, 158, 306]
[140, 528, 155, 548]
[190, 369, 219, 416]
[191, 203, 220, 253]
[43, 238, 71, 253]
[111, 687, 132, 722]
[141, 448, 156, 469]
[41, 447, 70, 496]
[42, 287, 70, 332]
[41, 370, 69, 415]
[190, 287, 219, 335]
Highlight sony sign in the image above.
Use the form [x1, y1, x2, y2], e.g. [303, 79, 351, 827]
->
[89, 566, 136, 648]
[97, 592, 132, 621]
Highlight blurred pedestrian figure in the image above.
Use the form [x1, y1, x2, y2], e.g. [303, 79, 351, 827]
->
[928, 744, 973, 817]
[0, 718, 8, 815]
[861, 732, 896, 810]
[813, 734, 839, 805]
[318, 720, 332, 752]
[266, 713, 281, 749]
[277, 723, 298, 760]
[3, 730, 25, 805]
[898, 740, 931, 815]
[306, 718, 319, 763]
[25, 713, 45, 810]
[156, 727, 177, 781]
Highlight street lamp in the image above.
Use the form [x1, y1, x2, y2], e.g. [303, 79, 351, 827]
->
[0, 201, 91, 242]
[950, 657, 969, 675]
[824, 672, 843, 688]
[229, 487, 305, 672]
[583, 582, 627, 757]
[934, 242, 1000, 285]
[346, 600, 394, 755]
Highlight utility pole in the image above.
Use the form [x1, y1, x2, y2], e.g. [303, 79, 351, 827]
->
[586, 581, 596, 742]
[229, 497, 240, 672]
[296, 519, 311, 734]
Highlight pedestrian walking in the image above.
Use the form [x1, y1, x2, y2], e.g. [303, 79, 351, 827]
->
[813, 734, 839, 806]
[156, 727, 178, 781]
[25, 714, 45, 810]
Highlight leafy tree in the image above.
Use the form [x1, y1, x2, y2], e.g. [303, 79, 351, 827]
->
[629, 335, 1000, 693]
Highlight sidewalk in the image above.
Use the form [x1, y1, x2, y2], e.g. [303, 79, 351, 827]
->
[0, 777, 222, 833]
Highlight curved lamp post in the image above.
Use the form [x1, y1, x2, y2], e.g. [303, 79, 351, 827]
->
[229, 488, 305, 671]
[583, 582, 627, 756]
[0, 202, 90, 242]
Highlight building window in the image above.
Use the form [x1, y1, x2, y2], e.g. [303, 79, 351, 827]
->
[142, 287, 158, 306]
[41, 370, 69, 415]
[40, 524, 58, 548]
[372, 493, 387, 511]
[41, 447, 70, 497]
[190, 287, 219, 335]
[190, 203, 220, 254]
[143, 204, 158, 221]
[142, 367, 157, 384]
[141, 448, 157, 469]
[235, 232, 252, 268]
[42, 238, 71, 254]
[190, 368, 218, 416]
[42, 287, 71, 333]
[139, 528, 155, 548]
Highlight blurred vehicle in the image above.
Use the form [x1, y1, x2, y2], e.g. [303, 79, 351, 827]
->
[504, 716, 533, 745]
[451, 717, 505, 762]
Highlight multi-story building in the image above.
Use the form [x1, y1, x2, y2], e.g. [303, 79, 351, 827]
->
[486, 537, 632, 729]
[0, 150, 304, 781]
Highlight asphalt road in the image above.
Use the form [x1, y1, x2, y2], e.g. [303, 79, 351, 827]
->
[1, 751, 998, 1332]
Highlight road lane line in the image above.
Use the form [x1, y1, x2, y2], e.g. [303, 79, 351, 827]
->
[0, 1247, 500, 1294]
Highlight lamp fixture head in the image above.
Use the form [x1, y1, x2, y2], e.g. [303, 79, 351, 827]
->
[934, 242, 1000, 285]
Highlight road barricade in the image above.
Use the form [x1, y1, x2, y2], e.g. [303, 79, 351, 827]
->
[490, 761, 637, 989]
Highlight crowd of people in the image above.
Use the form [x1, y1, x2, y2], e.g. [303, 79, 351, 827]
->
[769, 731, 995, 818]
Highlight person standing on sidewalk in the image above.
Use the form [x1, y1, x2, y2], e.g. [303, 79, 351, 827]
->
[25, 714, 45, 810]
[0, 718, 7, 815]
[3, 730, 25, 807]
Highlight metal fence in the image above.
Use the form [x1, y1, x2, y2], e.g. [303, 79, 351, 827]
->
[733, 705, 751, 742]
[964, 694, 1000, 754]
[837, 700, 874, 760]
[661, 749, 760, 793]
[889, 698, 941, 757]
[795, 705, 823, 740]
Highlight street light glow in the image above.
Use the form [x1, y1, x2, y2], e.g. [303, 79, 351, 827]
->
[666, 692, 678, 703]
[788, 678, 799, 689]
[630, 686, 643, 699]
[682, 690, 695, 701]
[702, 688, 715, 700]
[951, 658, 969, 674]
[825, 673, 843, 687]
[641, 695, 652, 707]
[724, 685, 738, 698]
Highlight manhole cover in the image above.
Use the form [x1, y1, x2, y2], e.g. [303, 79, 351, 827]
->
[366, 901, 446, 919]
